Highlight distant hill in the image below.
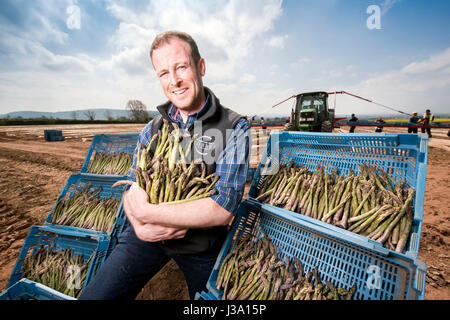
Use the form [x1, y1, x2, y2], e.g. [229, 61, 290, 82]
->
[0, 109, 160, 120]
[2, 109, 447, 121]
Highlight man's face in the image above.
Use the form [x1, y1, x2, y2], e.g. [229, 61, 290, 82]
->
[152, 38, 206, 112]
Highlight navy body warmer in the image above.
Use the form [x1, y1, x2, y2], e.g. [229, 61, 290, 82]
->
[148, 87, 245, 254]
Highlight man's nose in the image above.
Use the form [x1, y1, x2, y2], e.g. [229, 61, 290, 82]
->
[169, 71, 182, 87]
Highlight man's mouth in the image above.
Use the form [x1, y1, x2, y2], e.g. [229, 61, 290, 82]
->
[173, 88, 187, 96]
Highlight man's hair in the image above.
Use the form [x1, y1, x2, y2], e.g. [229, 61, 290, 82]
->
[426, 109, 430, 113]
[150, 30, 201, 64]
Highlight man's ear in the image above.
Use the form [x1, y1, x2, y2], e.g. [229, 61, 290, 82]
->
[197, 58, 206, 77]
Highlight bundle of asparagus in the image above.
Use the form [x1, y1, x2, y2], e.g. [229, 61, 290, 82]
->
[216, 236, 357, 300]
[50, 184, 120, 233]
[86, 151, 133, 175]
[20, 246, 92, 298]
[113, 119, 219, 204]
[255, 161, 415, 253]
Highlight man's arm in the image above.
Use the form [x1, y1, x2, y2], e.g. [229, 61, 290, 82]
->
[124, 184, 232, 228]
[127, 120, 153, 182]
[123, 118, 251, 241]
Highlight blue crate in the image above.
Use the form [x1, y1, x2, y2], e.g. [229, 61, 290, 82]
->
[44, 173, 127, 241]
[246, 167, 257, 182]
[80, 133, 139, 177]
[206, 200, 426, 300]
[52, 135, 65, 141]
[0, 278, 76, 300]
[194, 290, 219, 300]
[44, 130, 65, 142]
[247, 131, 428, 259]
[7, 225, 110, 298]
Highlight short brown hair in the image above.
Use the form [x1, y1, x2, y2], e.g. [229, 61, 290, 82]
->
[150, 30, 201, 64]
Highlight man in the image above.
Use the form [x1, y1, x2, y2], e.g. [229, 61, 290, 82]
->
[408, 112, 420, 134]
[375, 116, 385, 133]
[348, 114, 358, 133]
[260, 117, 267, 135]
[79, 31, 250, 300]
[420, 109, 434, 138]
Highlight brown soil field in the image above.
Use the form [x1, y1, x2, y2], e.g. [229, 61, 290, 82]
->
[0, 123, 448, 300]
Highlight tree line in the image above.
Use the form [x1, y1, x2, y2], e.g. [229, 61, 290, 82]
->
[1, 100, 152, 126]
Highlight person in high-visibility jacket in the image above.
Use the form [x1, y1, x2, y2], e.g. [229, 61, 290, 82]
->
[420, 109, 434, 138]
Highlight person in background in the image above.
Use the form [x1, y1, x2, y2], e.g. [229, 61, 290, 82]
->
[375, 116, 386, 133]
[408, 112, 420, 134]
[260, 117, 267, 135]
[348, 114, 358, 133]
[420, 109, 434, 138]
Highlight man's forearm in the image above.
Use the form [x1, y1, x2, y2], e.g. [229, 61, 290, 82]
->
[138, 197, 233, 229]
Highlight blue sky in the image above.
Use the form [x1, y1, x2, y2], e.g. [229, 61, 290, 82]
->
[0, 0, 449, 116]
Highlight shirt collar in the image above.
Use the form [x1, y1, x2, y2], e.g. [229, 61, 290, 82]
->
[168, 91, 211, 126]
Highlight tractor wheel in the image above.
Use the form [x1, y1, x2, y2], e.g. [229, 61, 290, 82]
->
[321, 120, 332, 132]
[283, 122, 296, 131]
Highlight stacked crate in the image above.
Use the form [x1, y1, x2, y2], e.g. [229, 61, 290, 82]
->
[1, 133, 139, 300]
[197, 131, 428, 300]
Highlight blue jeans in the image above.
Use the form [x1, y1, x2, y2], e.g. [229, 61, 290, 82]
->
[79, 226, 220, 300]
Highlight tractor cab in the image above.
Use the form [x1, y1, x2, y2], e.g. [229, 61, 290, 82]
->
[286, 91, 334, 132]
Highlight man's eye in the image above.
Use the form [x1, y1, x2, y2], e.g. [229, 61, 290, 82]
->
[177, 65, 186, 70]
[159, 72, 168, 78]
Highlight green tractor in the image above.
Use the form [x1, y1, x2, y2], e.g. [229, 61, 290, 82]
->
[284, 91, 334, 132]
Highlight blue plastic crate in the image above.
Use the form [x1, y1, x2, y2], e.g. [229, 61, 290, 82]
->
[0, 279, 76, 300]
[7, 225, 110, 298]
[194, 290, 219, 301]
[246, 167, 257, 182]
[44, 130, 65, 142]
[247, 132, 428, 259]
[206, 200, 426, 300]
[80, 133, 139, 177]
[44, 173, 127, 240]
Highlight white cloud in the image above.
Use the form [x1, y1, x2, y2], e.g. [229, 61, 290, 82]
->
[266, 35, 289, 48]
[380, 0, 401, 15]
[328, 47, 450, 115]
[102, 0, 283, 82]
[290, 58, 310, 68]
[239, 73, 256, 84]
[210, 82, 294, 116]
[100, 22, 157, 75]
[0, 31, 95, 73]
[402, 48, 450, 74]
[0, 0, 285, 114]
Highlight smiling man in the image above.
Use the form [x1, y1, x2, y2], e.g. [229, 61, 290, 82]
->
[79, 31, 250, 300]
[151, 34, 206, 119]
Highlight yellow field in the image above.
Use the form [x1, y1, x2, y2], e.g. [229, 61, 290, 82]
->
[385, 118, 450, 123]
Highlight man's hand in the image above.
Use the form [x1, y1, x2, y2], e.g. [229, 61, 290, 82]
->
[130, 218, 187, 242]
[123, 182, 151, 224]
[123, 182, 188, 242]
